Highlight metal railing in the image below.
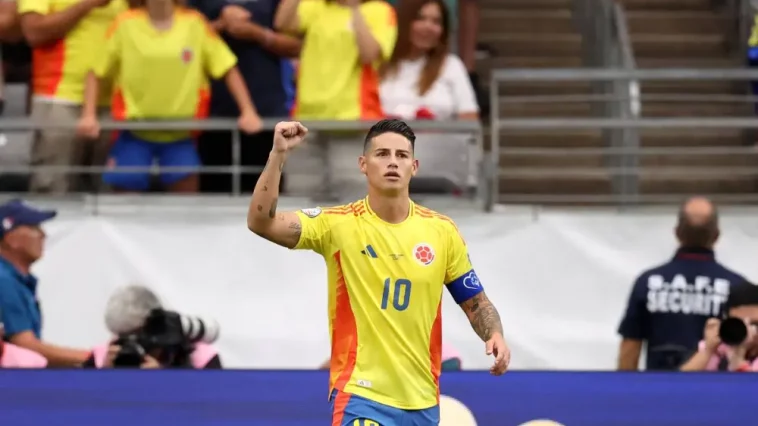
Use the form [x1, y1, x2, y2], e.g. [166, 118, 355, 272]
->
[490, 68, 758, 205]
[0, 118, 490, 209]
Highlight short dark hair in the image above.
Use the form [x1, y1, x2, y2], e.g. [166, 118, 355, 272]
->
[363, 119, 416, 152]
[726, 280, 758, 310]
[675, 199, 719, 248]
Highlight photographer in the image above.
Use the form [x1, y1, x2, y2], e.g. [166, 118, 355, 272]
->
[82, 285, 222, 369]
[680, 280, 758, 372]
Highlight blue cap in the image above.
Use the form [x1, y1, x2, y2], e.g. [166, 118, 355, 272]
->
[0, 199, 57, 239]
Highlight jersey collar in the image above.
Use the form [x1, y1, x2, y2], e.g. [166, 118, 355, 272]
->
[363, 197, 415, 224]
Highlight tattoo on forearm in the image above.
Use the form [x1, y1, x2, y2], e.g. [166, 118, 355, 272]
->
[289, 221, 302, 237]
[269, 197, 278, 219]
[462, 293, 503, 341]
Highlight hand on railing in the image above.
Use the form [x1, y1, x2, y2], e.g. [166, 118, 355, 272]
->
[238, 110, 263, 134]
[77, 114, 101, 139]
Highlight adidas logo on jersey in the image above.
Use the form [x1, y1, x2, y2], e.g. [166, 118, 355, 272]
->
[360, 245, 378, 258]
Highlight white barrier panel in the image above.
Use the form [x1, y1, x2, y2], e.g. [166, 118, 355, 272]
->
[35, 211, 758, 370]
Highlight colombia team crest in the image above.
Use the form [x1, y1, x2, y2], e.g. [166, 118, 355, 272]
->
[413, 243, 435, 266]
[181, 48, 193, 64]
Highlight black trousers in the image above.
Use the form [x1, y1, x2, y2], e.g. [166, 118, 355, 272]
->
[197, 130, 284, 194]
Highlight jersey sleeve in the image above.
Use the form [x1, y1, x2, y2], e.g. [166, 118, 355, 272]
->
[95, 19, 123, 78]
[296, 0, 325, 33]
[363, 1, 397, 61]
[18, 0, 49, 15]
[443, 221, 482, 304]
[617, 275, 650, 340]
[293, 208, 331, 255]
[200, 18, 237, 79]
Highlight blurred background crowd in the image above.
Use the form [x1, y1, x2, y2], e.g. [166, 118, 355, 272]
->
[0, 0, 485, 196]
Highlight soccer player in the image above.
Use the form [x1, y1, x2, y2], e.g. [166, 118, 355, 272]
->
[247, 119, 510, 426]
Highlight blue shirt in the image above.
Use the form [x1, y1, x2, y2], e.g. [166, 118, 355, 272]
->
[0, 256, 42, 339]
[191, 0, 288, 118]
[617, 247, 745, 370]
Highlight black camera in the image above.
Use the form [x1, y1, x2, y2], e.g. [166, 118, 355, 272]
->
[113, 308, 218, 367]
[719, 317, 749, 346]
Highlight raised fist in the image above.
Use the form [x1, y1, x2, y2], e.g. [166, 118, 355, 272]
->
[273, 121, 308, 154]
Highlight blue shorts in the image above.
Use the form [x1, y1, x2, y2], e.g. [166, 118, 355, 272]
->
[330, 390, 439, 426]
[103, 131, 200, 191]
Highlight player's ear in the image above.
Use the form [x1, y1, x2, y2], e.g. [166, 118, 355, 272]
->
[411, 158, 419, 176]
[358, 155, 367, 175]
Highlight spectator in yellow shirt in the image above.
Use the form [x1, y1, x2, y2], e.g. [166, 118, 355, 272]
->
[274, 0, 397, 120]
[76, 0, 262, 193]
[19, 0, 127, 194]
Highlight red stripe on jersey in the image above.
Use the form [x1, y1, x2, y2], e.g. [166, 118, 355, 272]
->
[429, 301, 442, 403]
[331, 391, 351, 426]
[330, 251, 358, 394]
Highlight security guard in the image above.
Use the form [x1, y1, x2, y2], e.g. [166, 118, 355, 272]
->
[616, 197, 747, 370]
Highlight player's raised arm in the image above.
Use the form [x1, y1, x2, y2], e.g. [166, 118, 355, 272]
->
[247, 121, 308, 249]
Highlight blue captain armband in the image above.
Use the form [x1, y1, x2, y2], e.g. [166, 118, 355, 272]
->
[446, 269, 484, 304]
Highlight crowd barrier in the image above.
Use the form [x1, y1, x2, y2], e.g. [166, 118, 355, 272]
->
[0, 370, 751, 425]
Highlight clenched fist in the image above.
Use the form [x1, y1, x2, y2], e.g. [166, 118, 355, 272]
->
[273, 121, 308, 154]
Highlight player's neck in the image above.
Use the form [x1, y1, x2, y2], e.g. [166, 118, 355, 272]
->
[146, 1, 174, 24]
[367, 192, 411, 224]
[0, 251, 31, 276]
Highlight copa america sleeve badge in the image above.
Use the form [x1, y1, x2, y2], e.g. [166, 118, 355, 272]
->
[300, 207, 322, 218]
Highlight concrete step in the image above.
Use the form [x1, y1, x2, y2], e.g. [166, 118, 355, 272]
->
[494, 129, 604, 148]
[500, 152, 758, 168]
[500, 81, 591, 96]
[500, 101, 592, 117]
[627, 11, 729, 34]
[642, 80, 740, 94]
[618, 0, 714, 11]
[499, 173, 612, 194]
[640, 152, 758, 167]
[640, 176, 757, 194]
[639, 102, 748, 117]
[637, 57, 739, 68]
[479, 0, 572, 10]
[640, 128, 745, 147]
[478, 33, 582, 57]
[479, 56, 584, 70]
[481, 10, 574, 33]
[632, 34, 728, 57]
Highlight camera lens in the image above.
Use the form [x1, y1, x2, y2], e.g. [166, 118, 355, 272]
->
[719, 317, 748, 346]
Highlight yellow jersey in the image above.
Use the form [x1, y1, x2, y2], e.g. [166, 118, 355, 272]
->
[293, 0, 396, 120]
[294, 198, 479, 410]
[96, 7, 237, 142]
[749, 14, 758, 47]
[18, 0, 127, 105]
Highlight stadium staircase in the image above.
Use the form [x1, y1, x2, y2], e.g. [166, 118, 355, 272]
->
[479, 0, 757, 204]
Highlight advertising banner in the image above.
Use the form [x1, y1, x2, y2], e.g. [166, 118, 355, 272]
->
[34, 214, 758, 370]
[0, 370, 751, 425]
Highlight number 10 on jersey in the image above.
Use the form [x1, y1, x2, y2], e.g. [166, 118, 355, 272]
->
[381, 278, 412, 311]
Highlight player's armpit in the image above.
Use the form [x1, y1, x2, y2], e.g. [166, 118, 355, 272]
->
[459, 291, 504, 342]
[248, 210, 303, 249]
